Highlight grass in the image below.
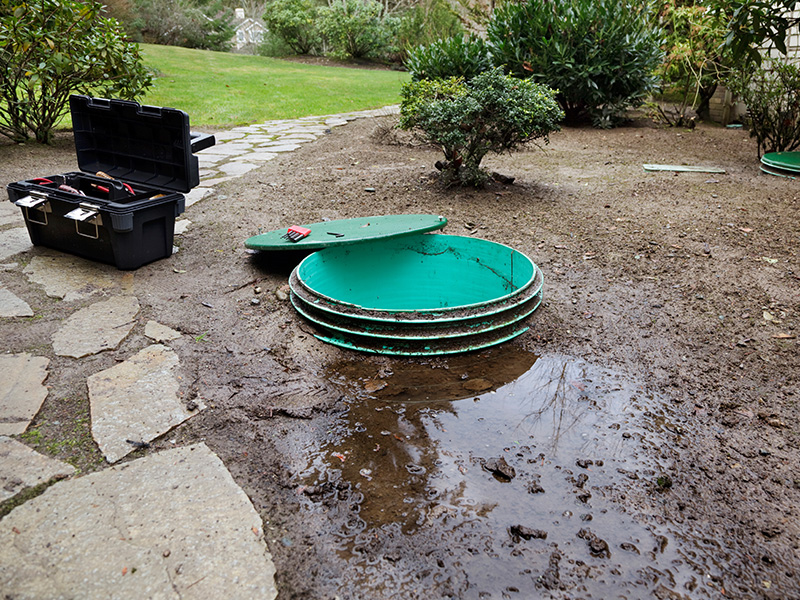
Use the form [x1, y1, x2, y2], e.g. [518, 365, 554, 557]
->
[139, 44, 409, 128]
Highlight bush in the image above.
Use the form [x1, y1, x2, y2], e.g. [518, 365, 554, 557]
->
[656, 2, 729, 126]
[399, 68, 564, 186]
[262, 0, 322, 55]
[129, 0, 234, 51]
[0, 0, 153, 143]
[394, 0, 463, 60]
[486, 0, 663, 127]
[318, 0, 394, 60]
[727, 60, 800, 157]
[404, 34, 491, 82]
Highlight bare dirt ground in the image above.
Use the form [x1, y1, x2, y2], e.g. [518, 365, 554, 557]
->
[1, 115, 798, 599]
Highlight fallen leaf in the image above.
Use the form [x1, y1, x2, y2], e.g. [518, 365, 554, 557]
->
[763, 311, 775, 321]
[122, 567, 128, 576]
[172, 268, 187, 273]
[570, 381, 586, 391]
[772, 333, 796, 339]
[739, 227, 754, 233]
[363, 380, 387, 393]
[671, 244, 682, 249]
[554, 244, 568, 249]
[762, 257, 778, 264]
[463, 378, 493, 392]
[332, 452, 346, 462]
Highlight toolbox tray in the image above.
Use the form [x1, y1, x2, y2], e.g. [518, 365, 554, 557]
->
[6, 95, 214, 270]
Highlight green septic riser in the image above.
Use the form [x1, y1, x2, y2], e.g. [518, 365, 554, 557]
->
[289, 234, 543, 355]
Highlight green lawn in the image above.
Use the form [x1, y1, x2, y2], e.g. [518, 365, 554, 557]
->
[139, 44, 409, 128]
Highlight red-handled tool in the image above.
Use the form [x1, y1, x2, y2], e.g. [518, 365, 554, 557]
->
[281, 226, 311, 242]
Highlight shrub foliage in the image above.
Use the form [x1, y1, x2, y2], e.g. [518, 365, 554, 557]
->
[128, 0, 234, 51]
[486, 0, 663, 127]
[399, 68, 564, 186]
[404, 34, 491, 82]
[727, 59, 800, 156]
[0, 0, 153, 143]
[262, 0, 322, 55]
[656, 2, 729, 125]
[318, 0, 394, 60]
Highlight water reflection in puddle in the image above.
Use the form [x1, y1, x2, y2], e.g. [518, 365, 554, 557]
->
[297, 348, 704, 598]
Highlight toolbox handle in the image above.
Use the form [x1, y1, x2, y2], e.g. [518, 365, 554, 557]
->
[65, 202, 103, 239]
[14, 192, 51, 226]
[190, 132, 215, 153]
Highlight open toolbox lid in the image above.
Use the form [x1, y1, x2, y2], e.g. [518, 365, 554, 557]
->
[69, 95, 215, 193]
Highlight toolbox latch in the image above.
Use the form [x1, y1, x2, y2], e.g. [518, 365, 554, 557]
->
[14, 192, 51, 226]
[65, 203, 104, 239]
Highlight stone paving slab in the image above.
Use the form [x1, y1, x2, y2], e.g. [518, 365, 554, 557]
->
[23, 254, 132, 302]
[144, 321, 182, 342]
[0, 201, 20, 227]
[199, 176, 236, 187]
[244, 151, 278, 162]
[257, 143, 302, 152]
[52, 296, 139, 358]
[211, 131, 246, 141]
[0, 284, 33, 317]
[174, 219, 191, 236]
[0, 436, 75, 503]
[0, 228, 32, 262]
[197, 153, 227, 165]
[88, 344, 203, 463]
[185, 187, 211, 209]
[0, 443, 278, 600]
[218, 162, 260, 177]
[0, 353, 49, 436]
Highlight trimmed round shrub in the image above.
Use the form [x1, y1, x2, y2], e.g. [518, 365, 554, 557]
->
[399, 68, 564, 186]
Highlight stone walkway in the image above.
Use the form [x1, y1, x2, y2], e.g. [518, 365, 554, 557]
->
[0, 105, 397, 598]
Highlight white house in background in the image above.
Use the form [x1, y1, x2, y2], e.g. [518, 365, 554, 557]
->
[232, 7, 266, 52]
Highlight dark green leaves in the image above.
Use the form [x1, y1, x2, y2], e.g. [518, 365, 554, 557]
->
[399, 68, 564, 186]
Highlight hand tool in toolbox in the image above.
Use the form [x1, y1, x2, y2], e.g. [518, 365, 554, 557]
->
[6, 95, 215, 269]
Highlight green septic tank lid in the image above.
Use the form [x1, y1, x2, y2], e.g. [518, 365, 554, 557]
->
[760, 163, 799, 180]
[245, 214, 448, 251]
[761, 152, 800, 173]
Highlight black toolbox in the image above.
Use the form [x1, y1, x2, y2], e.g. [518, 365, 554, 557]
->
[6, 95, 215, 270]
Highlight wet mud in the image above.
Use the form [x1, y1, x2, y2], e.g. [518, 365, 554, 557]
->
[2, 115, 798, 599]
[271, 350, 719, 598]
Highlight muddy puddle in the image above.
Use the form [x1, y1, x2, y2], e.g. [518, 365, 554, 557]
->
[289, 348, 721, 598]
